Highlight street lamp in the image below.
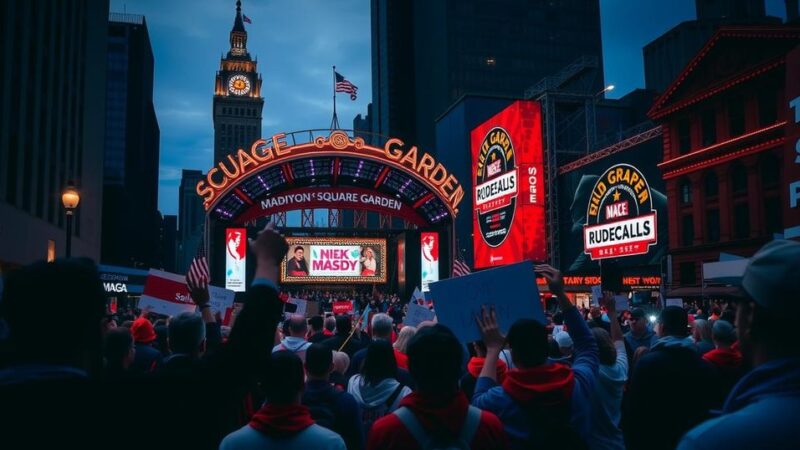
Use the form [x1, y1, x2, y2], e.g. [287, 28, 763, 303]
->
[61, 185, 80, 257]
[586, 84, 616, 153]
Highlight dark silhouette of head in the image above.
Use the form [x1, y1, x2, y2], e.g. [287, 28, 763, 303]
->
[406, 324, 463, 396]
[335, 315, 352, 336]
[308, 315, 324, 333]
[265, 351, 305, 405]
[305, 343, 333, 378]
[507, 319, 549, 368]
[361, 340, 397, 386]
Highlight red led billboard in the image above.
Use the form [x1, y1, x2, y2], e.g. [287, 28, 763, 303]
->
[471, 100, 546, 268]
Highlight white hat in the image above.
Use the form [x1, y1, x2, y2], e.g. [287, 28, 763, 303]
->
[741, 240, 800, 313]
[554, 331, 573, 348]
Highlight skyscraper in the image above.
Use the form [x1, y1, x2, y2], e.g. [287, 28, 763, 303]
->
[177, 170, 206, 274]
[102, 13, 161, 268]
[0, 0, 109, 267]
[213, 0, 264, 163]
[370, 0, 604, 153]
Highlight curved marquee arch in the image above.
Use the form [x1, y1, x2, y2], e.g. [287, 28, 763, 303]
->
[197, 130, 465, 226]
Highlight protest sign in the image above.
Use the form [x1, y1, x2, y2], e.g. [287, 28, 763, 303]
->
[285, 297, 308, 318]
[207, 285, 235, 320]
[140, 270, 197, 317]
[429, 260, 544, 343]
[666, 298, 684, 308]
[404, 302, 436, 327]
[409, 287, 425, 304]
[614, 295, 630, 312]
[332, 301, 354, 315]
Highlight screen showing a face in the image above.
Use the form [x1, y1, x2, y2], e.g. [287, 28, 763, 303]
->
[281, 237, 387, 284]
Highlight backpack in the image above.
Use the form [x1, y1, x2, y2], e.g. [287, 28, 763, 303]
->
[360, 382, 405, 431]
[303, 387, 342, 431]
[392, 405, 481, 450]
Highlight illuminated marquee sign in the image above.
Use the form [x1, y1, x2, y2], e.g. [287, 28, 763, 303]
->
[196, 131, 463, 218]
[583, 164, 658, 260]
[281, 237, 387, 284]
[786, 46, 800, 238]
[536, 275, 662, 288]
[471, 100, 546, 269]
[420, 232, 439, 292]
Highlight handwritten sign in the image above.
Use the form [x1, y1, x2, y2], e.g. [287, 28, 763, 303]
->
[404, 302, 435, 327]
[614, 295, 630, 312]
[429, 261, 544, 343]
[207, 285, 235, 320]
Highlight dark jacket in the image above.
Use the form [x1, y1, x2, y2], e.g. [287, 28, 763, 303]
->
[346, 344, 415, 389]
[308, 331, 330, 344]
[323, 334, 365, 358]
[131, 342, 163, 374]
[624, 336, 716, 450]
[303, 379, 365, 450]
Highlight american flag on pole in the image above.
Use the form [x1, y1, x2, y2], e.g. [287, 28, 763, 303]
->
[187, 243, 210, 288]
[243, 14, 252, 24]
[335, 71, 358, 100]
[452, 256, 472, 277]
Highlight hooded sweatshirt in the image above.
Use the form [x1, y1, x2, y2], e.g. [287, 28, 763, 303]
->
[678, 357, 800, 450]
[703, 348, 742, 372]
[367, 392, 508, 450]
[272, 336, 312, 362]
[472, 306, 599, 449]
[220, 403, 345, 450]
[347, 375, 411, 426]
[589, 341, 628, 450]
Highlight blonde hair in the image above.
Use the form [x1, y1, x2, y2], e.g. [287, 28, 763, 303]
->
[332, 351, 350, 374]
[393, 326, 417, 354]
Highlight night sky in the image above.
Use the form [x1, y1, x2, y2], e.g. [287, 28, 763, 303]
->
[108, 0, 787, 215]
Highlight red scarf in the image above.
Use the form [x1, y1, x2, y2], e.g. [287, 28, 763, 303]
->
[248, 404, 314, 438]
[467, 357, 508, 383]
[502, 364, 574, 405]
[394, 348, 409, 370]
[703, 348, 743, 371]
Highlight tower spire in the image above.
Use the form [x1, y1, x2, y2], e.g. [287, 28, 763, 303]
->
[229, 0, 247, 56]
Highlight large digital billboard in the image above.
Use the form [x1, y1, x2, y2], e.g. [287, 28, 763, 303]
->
[471, 100, 546, 268]
[420, 232, 439, 292]
[558, 136, 667, 274]
[281, 237, 387, 284]
[225, 228, 246, 292]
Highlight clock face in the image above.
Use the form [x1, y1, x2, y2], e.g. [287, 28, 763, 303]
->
[228, 74, 251, 96]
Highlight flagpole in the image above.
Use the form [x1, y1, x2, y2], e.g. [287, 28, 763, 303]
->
[330, 65, 339, 130]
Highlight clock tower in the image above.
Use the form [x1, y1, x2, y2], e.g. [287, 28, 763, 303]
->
[213, 0, 263, 163]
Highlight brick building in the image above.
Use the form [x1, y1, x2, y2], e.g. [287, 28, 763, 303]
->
[648, 27, 800, 293]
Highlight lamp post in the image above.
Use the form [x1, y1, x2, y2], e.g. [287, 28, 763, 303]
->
[61, 185, 80, 257]
[586, 84, 616, 153]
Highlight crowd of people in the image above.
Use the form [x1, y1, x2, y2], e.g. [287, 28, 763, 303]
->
[0, 225, 798, 450]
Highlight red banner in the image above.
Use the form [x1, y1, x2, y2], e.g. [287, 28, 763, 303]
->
[332, 301, 354, 314]
[472, 100, 547, 269]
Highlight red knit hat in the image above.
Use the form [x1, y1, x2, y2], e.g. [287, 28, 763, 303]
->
[131, 317, 156, 344]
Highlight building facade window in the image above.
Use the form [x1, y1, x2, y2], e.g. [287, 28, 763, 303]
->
[758, 90, 777, 126]
[680, 261, 696, 285]
[677, 118, 691, 155]
[682, 215, 694, 246]
[701, 109, 716, 147]
[728, 97, 746, 137]
[706, 209, 720, 243]
[764, 196, 782, 234]
[734, 203, 750, 239]
[760, 154, 779, 188]
[680, 180, 692, 204]
[704, 171, 718, 198]
[732, 163, 748, 194]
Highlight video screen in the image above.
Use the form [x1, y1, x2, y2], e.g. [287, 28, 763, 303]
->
[281, 237, 387, 284]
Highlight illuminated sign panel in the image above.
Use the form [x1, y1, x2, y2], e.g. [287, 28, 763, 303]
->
[583, 164, 658, 260]
[420, 232, 439, 292]
[225, 228, 247, 292]
[471, 100, 546, 268]
[281, 237, 387, 284]
[786, 46, 800, 238]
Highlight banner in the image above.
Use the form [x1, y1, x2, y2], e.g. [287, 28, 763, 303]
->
[225, 228, 246, 292]
[404, 302, 436, 327]
[429, 261, 544, 343]
[282, 237, 387, 283]
[471, 100, 546, 269]
[420, 232, 439, 292]
[332, 301, 354, 315]
[140, 270, 199, 317]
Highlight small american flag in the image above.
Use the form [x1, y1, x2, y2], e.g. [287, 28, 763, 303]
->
[187, 243, 210, 288]
[335, 71, 358, 100]
[452, 257, 472, 277]
[243, 14, 252, 24]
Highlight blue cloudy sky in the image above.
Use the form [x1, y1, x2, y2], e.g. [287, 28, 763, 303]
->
[108, 0, 787, 215]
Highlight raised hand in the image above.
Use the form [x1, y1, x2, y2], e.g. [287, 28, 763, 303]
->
[534, 264, 565, 296]
[475, 305, 505, 352]
[187, 273, 210, 307]
[248, 221, 289, 266]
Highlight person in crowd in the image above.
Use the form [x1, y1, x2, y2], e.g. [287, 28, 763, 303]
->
[160, 311, 208, 376]
[623, 308, 657, 361]
[220, 351, 345, 450]
[0, 259, 106, 445]
[303, 344, 365, 450]
[331, 351, 351, 390]
[678, 240, 800, 450]
[308, 316, 329, 344]
[472, 264, 599, 449]
[103, 327, 136, 379]
[324, 315, 364, 358]
[367, 325, 508, 450]
[347, 314, 412, 387]
[347, 340, 412, 431]
[589, 293, 628, 450]
[692, 319, 714, 355]
[101, 316, 118, 335]
[701, 319, 744, 408]
[274, 315, 312, 362]
[324, 315, 336, 337]
[588, 307, 611, 333]
[130, 315, 163, 373]
[624, 306, 715, 450]
[461, 341, 508, 400]
[392, 326, 416, 370]
[551, 312, 565, 335]
[153, 318, 171, 357]
[549, 331, 575, 366]
[708, 307, 721, 322]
